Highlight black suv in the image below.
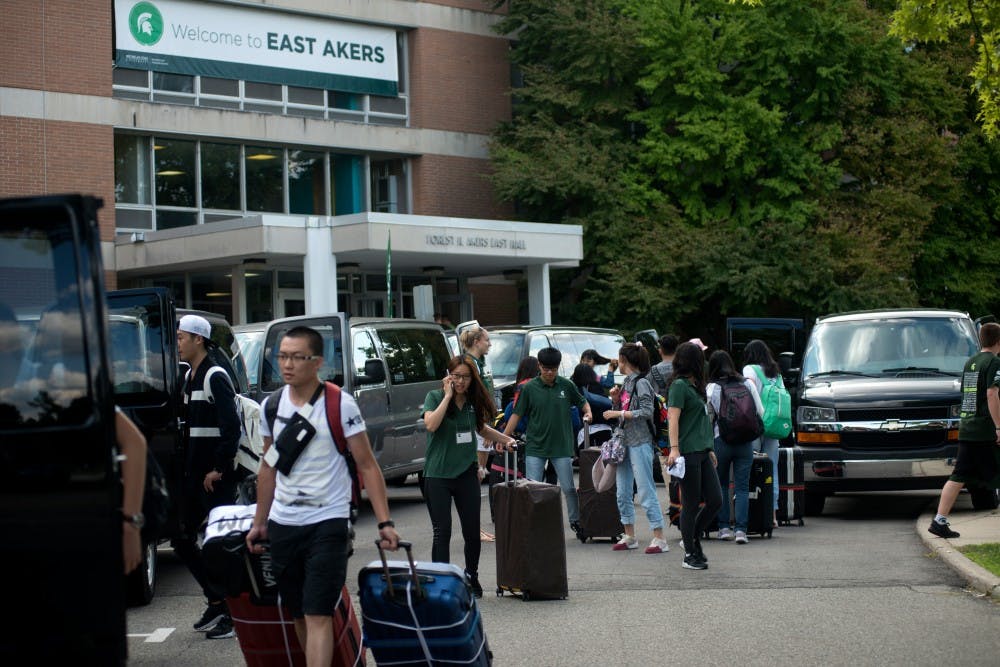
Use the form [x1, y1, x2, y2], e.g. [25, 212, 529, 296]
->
[791, 309, 986, 515]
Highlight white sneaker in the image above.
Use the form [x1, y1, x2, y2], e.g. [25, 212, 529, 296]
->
[734, 531, 748, 544]
[718, 527, 734, 541]
[645, 537, 669, 554]
[612, 535, 638, 551]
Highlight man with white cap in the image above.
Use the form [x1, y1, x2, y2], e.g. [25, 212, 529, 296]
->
[174, 314, 241, 639]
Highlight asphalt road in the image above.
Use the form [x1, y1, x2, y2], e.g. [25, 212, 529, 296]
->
[127, 480, 1000, 666]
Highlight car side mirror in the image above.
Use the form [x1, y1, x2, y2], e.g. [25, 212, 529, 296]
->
[355, 359, 386, 385]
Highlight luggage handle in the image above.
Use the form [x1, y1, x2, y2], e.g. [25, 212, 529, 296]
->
[503, 440, 524, 485]
[374, 539, 425, 602]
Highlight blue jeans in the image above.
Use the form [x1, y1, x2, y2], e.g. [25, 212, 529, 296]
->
[714, 436, 754, 532]
[755, 437, 780, 510]
[615, 443, 664, 530]
[526, 456, 579, 523]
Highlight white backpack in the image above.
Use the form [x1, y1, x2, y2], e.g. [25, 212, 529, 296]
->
[201, 366, 265, 474]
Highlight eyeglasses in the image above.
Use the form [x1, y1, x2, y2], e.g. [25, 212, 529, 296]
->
[450, 373, 472, 381]
[276, 353, 318, 364]
[539, 365, 559, 373]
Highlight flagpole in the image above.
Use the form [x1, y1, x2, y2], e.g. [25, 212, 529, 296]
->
[386, 229, 393, 318]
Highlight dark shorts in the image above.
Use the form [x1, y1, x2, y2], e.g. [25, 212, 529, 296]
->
[950, 440, 1000, 485]
[268, 518, 350, 618]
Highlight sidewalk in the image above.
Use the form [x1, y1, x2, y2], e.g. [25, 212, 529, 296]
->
[918, 508, 1000, 600]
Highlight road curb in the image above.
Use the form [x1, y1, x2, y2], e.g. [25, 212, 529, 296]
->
[917, 513, 1000, 601]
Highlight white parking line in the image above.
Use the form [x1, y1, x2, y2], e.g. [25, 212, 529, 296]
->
[127, 628, 175, 643]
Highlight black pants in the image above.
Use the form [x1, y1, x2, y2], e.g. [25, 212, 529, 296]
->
[679, 450, 723, 554]
[424, 465, 481, 577]
[171, 475, 235, 604]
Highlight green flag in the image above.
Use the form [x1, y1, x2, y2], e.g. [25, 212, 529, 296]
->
[386, 230, 393, 318]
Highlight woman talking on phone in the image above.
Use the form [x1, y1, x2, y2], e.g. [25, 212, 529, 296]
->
[423, 356, 516, 597]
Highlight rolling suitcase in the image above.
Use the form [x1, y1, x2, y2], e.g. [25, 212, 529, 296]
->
[777, 447, 805, 526]
[747, 453, 775, 538]
[492, 446, 568, 600]
[575, 431, 624, 543]
[358, 541, 491, 666]
[228, 587, 363, 667]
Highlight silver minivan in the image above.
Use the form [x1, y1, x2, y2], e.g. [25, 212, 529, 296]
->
[257, 314, 452, 484]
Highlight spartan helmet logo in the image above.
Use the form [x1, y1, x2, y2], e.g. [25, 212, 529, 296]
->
[128, 2, 163, 46]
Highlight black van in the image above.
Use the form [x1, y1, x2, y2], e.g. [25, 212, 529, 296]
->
[791, 309, 986, 515]
[0, 195, 126, 663]
[105, 289, 248, 604]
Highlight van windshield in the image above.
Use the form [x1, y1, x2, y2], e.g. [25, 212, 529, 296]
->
[802, 317, 978, 378]
[0, 219, 91, 428]
[485, 332, 525, 382]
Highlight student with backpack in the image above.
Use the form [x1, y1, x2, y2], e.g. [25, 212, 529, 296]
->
[706, 351, 763, 544]
[602, 343, 668, 554]
[175, 314, 242, 639]
[742, 339, 790, 529]
[248, 326, 400, 665]
[423, 356, 517, 598]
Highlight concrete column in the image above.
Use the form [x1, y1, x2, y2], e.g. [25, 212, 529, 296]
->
[303, 217, 338, 315]
[527, 263, 551, 325]
[231, 265, 246, 325]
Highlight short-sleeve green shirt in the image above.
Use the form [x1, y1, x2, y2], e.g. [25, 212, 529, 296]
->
[422, 389, 478, 478]
[958, 351, 1000, 442]
[667, 377, 713, 454]
[513, 375, 587, 459]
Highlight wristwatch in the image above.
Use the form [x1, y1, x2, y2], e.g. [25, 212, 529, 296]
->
[121, 510, 145, 529]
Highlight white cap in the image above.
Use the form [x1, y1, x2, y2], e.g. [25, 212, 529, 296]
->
[178, 314, 212, 340]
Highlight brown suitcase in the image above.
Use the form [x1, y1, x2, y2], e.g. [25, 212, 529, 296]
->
[576, 445, 624, 543]
[492, 448, 568, 600]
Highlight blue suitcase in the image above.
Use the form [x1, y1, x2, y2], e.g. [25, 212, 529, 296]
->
[358, 541, 492, 666]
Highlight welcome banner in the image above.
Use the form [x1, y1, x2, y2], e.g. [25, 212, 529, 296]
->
[114, 0, 399, 95]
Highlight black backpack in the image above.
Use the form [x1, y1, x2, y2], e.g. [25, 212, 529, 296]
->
[716, 378, 764, 445]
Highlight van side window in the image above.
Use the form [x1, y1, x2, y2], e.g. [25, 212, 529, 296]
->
[378, 328, 450, 385]
[107, 293, 168, 406]
[353, 331, 379, 378]
[0, 222, 91, 428]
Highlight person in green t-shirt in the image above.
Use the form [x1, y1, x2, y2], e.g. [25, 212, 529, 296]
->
[665, 341, 722, 571]
[501, 347, 592, 532]
[929, 322, 1000, 539]
[423, 356, 515, 597]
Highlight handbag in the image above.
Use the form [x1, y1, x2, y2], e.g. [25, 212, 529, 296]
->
[600, 417, 626, 465]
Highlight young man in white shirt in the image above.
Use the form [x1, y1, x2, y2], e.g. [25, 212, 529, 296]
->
[247, 326, 399, 666]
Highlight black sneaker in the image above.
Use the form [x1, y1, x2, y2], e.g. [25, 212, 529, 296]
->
[683, 553, 708, 570]
[928, 518, 960, 539]
[570, 521, 581, 534]
[467, 572, 484, 599]
[193, 603, 226, 632]
[206, 615, 235, 639]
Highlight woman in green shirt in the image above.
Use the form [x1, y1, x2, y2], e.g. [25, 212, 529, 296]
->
[666, 342, 722, 571]
[423, 356, 515, 597]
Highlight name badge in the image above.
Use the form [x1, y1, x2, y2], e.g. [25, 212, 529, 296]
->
[456, 431, 473, 444]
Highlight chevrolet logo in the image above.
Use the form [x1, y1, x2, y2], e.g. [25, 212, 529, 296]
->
[881, 420, 903, 431]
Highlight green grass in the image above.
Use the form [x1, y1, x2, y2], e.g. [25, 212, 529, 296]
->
[958, 543, 1000, 578]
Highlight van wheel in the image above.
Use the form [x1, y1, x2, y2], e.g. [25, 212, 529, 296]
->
[126, 540, 158, 607]
[969, 486, 1000, 510]
[804, 492, 826, 517]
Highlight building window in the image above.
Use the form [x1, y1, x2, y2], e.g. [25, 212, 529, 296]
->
[201, 142, 241, 211]
[371, 159, 408, 213]
[245, 146, 284, 212]
[288, 150, 325, 215]
[114, 135, 151, 205]
[154, 139, 196, 208]
[114, 134, 398, 231]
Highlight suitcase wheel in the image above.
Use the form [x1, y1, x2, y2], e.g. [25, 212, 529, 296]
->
[521, 591, 531, 602]
[797, 519, 805, 527]
[496, 587, 503, 597]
